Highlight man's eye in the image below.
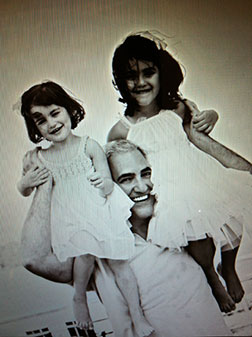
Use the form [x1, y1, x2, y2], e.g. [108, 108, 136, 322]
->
[120, 178, 132, 184]
[142, 171, 151, 178]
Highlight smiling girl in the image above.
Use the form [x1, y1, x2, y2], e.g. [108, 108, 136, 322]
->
[17, 81, 154, 337]
[108, 33, 252, 313]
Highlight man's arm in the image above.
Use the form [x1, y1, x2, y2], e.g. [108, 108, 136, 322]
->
[17, 178, 34, 197]
[21, 176, 73, 283]
[182, 100, 252, 172]
[184, 123, 252, 172]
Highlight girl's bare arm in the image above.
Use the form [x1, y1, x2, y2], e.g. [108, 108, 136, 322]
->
[86, 138, 114, 196]
[107, 121, 128, 142]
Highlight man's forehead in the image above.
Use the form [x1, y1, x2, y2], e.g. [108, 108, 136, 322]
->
[110, 150, 148, 179]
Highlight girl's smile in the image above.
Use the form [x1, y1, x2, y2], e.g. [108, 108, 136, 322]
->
[126, 59, 160, 107]
[30, 104, 72, 143]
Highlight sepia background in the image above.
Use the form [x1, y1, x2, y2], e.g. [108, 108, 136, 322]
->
[1, 0, 252, 336]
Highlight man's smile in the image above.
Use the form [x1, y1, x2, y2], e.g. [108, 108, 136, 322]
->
[131, 194, 150, 203]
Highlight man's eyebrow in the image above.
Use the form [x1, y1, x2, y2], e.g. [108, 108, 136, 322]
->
[117, 173, 134, 182]
[141, 167, 152, 173]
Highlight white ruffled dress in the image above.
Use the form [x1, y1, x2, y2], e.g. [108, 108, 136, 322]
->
[37, 136, 135, 262]
[121, 110, 251, 249]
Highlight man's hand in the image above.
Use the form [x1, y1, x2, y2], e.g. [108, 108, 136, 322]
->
[22, 166, 50, 189]
[192, 110, 218, 134]
[87, 171, 114, 197]
[18, 166, 50, 196]
[183, 102, 252, 172]
[184, 100, 218, 134]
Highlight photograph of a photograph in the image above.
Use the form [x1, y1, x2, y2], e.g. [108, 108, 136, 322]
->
[1, 1, 252, 336]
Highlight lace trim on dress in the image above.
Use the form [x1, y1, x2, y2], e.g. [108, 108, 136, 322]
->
[37, 136, 94, 180]
[119, 110, 172, 128]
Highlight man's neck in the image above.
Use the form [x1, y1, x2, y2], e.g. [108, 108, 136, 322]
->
[129, 215, 151, 240]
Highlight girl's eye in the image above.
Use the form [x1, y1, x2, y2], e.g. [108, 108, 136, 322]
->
[35, 118, 46, 125]
[144, 69, 156, 77]
[51, 110, 60, 117]
[125, 72, 137, 81]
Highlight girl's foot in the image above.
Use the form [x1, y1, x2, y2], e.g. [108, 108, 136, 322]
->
[73, 295, 95, 332]
[133, 314, 155, 337]
[211, 278, 236, 313]
[205, 268, 236, 313]
[217, 263, 244, 303]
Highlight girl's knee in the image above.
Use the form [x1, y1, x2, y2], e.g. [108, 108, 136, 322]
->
[108, 259, 129, 275]
[76, 254, 95, 267]
[187, 238, 216, 269]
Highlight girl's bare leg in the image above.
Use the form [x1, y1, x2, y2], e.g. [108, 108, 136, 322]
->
[218, 244, 244, 303]
[108, 259, 154, 337]
[186, 237, 236, 313]
[73, 254, 97, 334]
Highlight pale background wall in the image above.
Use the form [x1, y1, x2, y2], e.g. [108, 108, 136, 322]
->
[1, 0, 252, 246]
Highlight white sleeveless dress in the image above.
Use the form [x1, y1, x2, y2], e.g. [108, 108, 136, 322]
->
[120, 110, 251, 249]
[37, 136, 135, 262]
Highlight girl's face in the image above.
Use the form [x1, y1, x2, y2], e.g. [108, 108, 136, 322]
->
[30, 104, 72, 143]
[125, 59, 160, 107]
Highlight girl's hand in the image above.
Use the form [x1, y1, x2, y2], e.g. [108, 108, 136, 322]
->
[87, 171, 114, 197]
[22, 148, 41, 175]
[21, 166, 50, 190]
[192, 109, 219, 134]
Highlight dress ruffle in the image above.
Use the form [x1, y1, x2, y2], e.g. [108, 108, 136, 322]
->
[122, 110, 251, 249]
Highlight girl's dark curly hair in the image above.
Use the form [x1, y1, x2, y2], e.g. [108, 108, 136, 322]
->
[112, 35, 184, 116]
[21, 81, 85, 143]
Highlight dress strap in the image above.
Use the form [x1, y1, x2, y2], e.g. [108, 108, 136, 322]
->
[119, 115, 132, 130]
[82, 135, 89, 155]
[37, 148, 46, 164]
[76, 135, 90, 158]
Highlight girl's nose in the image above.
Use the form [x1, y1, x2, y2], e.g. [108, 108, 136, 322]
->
[136, 73, 145, 86]
[47, 117, 57, 129]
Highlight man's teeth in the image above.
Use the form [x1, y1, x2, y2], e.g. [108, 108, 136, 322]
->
[133, 195, 149, 202]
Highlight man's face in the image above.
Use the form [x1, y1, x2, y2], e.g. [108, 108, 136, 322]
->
[109, 149, 155, 219]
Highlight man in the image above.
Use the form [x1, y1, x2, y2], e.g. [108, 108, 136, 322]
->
[21, 140, 231, 336]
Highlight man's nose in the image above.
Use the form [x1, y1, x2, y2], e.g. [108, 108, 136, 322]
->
[134, 178, 148, 193]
